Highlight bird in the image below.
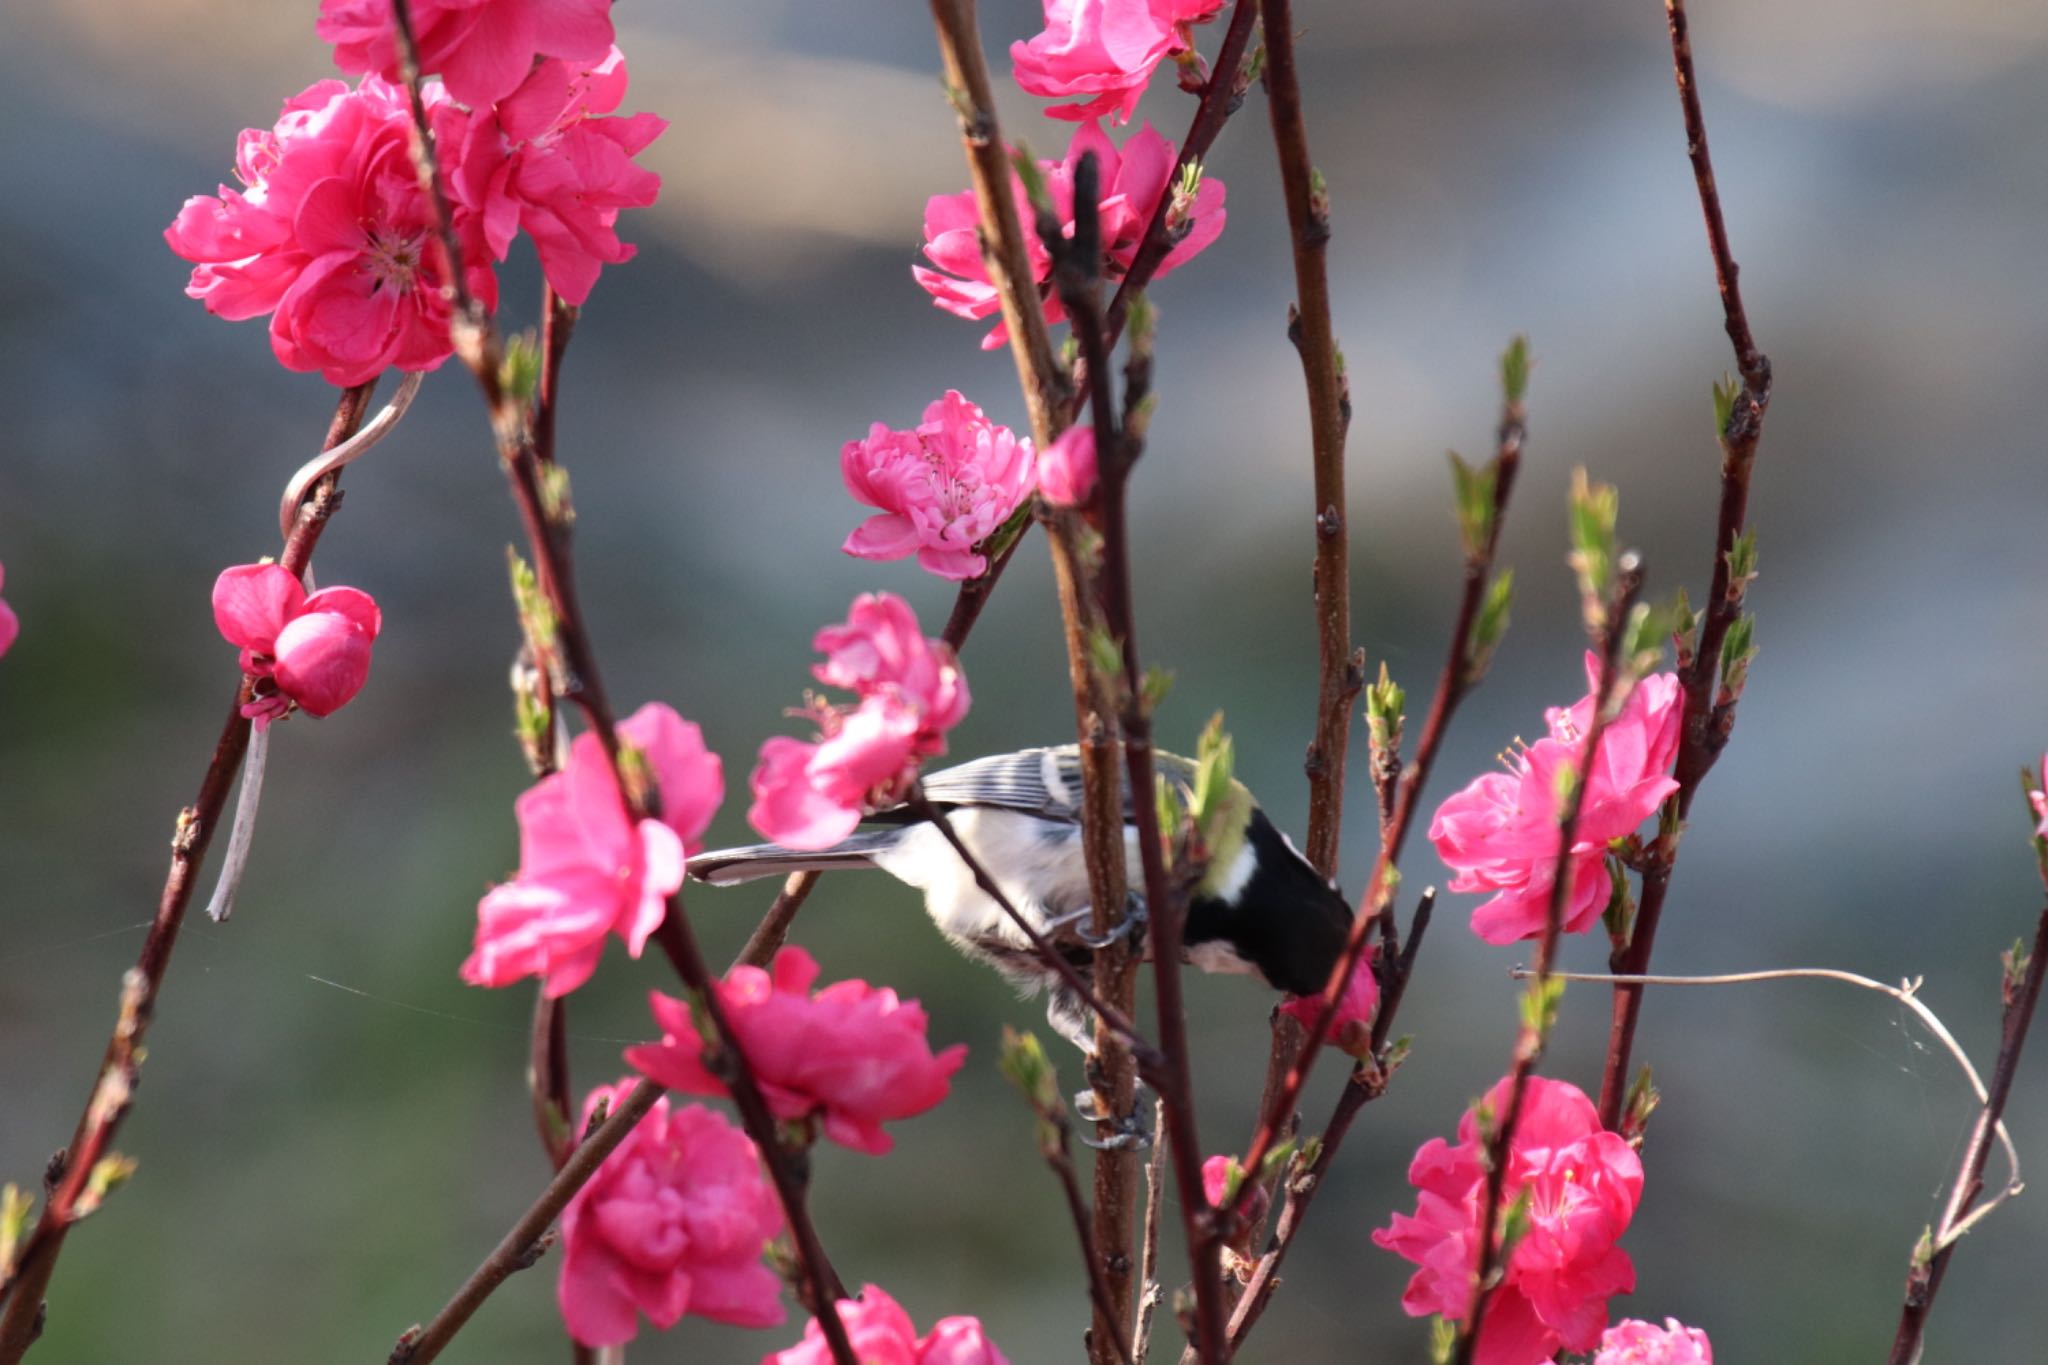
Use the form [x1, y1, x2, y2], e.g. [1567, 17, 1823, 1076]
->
[686, 744, 1354, 1057]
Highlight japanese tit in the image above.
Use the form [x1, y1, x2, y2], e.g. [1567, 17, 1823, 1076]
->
[686, 744, 1353, 1052]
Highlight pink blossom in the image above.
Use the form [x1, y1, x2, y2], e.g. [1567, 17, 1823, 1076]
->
[1277, 951, 1379, 1058]
[764, 1285, 1009, 1365]
[915, 119, 1226, 349]
[0, 562, 17, 658]
[1583, 1318, 1714, 1365]
[166, 76, 498, 386]
[212, 563, 381, 725]
[1011, 0, 1181, 125]
[1429, 654, 1681, 944]
[463, 703, 722, 996]
[627, 946, 967, 1155]
[841, 391, 1036, 581]
[558, 1079, 786, 1346]
[1037, 425, 1099, 507]
[748, 594, 969, 850]
[448, 50, 667, 305]
[318, 0, 615, 109]
[1202, 1154, 1268, 1226]
[1374, 1075, 1644, 1365]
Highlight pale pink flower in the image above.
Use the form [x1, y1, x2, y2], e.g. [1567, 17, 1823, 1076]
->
[1374, 1075, 1643, 1365]
[915, 119, 1226, 349]
[1429, 654, 1682, 945]
[0, 562, 18, 658]
[1036, 425, 1099, 507]
[212, 563, 381, 725]
[463, 703, 721, 996]
[628, 946, 967, 1155]
[449, 50, 667, 305]
[318, 0, 616, 109]
[764, 1284, 1009, 1365]
[1583, 1318, 1713, 1365]
[841, 391, 1036, 581]
[1278, 951, 1379, 1058]
[557, 1079, 785, 1346]
[166, 76, 499, 386]
[748, 594, 969, 850]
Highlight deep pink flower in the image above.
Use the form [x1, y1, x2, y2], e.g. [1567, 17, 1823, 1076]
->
[841, 391, 1036, 581]
[448, 50, 667, 305]
[1202, 1154, 1269, 1227]
[1278, 952, 1380, 1058]
[212, 563, 381, 725]
[1374, 1075, 1644, 1365]
[764, 1284, 1009, 1365]
[166, 76, 498, 386]
[558, 1079, 786, 1347]
[748, 594, 970, 850]
[1037, 425, 1099, 508]
[463, 703, 721, 996]
[1582, 1318, 1713, 1365]
[628, 946, 967, 1155]
[0, 562, 18, 658]
[915, 119, 1226, 349]
[1429, 654, 1681, 945]
[1012, 0, 1181, 124]
[318, 0, 615, 109]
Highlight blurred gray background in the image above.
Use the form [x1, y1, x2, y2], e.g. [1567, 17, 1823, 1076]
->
[4, 0, 2047, 1360]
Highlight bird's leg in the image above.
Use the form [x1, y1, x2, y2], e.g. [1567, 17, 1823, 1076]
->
[1075, 1072, 1154, 1151]
[1044, 891, 1148, 950]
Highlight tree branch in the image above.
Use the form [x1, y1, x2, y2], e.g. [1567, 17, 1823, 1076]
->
[0, 384, 376, 1362]
[1597, 0, 1774, 1129]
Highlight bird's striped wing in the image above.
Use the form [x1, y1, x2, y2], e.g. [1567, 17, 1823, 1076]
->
[911, 745, 1201, 823]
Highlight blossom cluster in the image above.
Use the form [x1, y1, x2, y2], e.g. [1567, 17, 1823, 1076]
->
[748, 593, 970, 850]
[766, 1285, 1009, 1365]
[1429, 654, 1683, 944]
[1375, 1076, 1644, 1365]
[167, 14, 662, 385]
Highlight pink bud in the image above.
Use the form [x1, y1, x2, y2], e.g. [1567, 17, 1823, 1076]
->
[0, 561, 17, 658]
[1037, 426, 1099, 507]
[271, 609, 376, 717]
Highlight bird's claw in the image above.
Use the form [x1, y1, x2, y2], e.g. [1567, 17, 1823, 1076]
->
[1073, 1086, 1154, 1151]
[1049, 894, 1148, 951]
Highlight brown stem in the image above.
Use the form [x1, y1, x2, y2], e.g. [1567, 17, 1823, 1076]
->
[0, 385, 375, 1361]
[1886, 900, 2048, 1363]
[1010, 1070, 1136, 1365]
[1597, 0, 1772, 1129]
[385, 10, 857, 1360]
[1455, 566, 1639, 1365]
[528, 991, 573, 1171]
[389, 1079, 666, 1365]
[1260, 0, 1357, 880]
[1219, 356, 1525, 1273]
[534, 284, 576, 467]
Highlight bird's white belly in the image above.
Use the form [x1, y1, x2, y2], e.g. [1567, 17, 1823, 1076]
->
[870, 810, 1140, 951]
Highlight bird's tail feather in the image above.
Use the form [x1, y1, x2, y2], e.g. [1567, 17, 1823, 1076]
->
[686, 830, 901, 886]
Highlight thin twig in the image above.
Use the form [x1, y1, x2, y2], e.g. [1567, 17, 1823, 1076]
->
[1454, 564, 1640, 1365]
[1133, 1096, 1169, 1365]
[1887, 897, 2047, 1364]
[1260, 0, 1357, 880]
[389, 1079, 666, 1365]
[1597, 0, 1774, 1130]
[0, 385, 375, 1360]
[385, 9, 857, 1360]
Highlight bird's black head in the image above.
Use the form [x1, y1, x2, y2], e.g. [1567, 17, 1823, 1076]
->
[1184, 809, 1354, 996]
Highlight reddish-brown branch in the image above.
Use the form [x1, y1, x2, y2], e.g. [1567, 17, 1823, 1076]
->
[386, 10, 857, 1359]
[528, 992, 574, 1171]
[1260, 0, 1357, 880]
[1454, 565, 1638, 1365]
[1596, 0, 1773, 1129]
[390, 1079, 666, 1365]
[1886, 900, 2048, 1363]
[1220, 358, 1525, 1242]
[0, 385, 375, 1361]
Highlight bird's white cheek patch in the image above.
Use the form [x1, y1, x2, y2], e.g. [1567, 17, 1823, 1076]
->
[1210, 839, 1258, 903]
